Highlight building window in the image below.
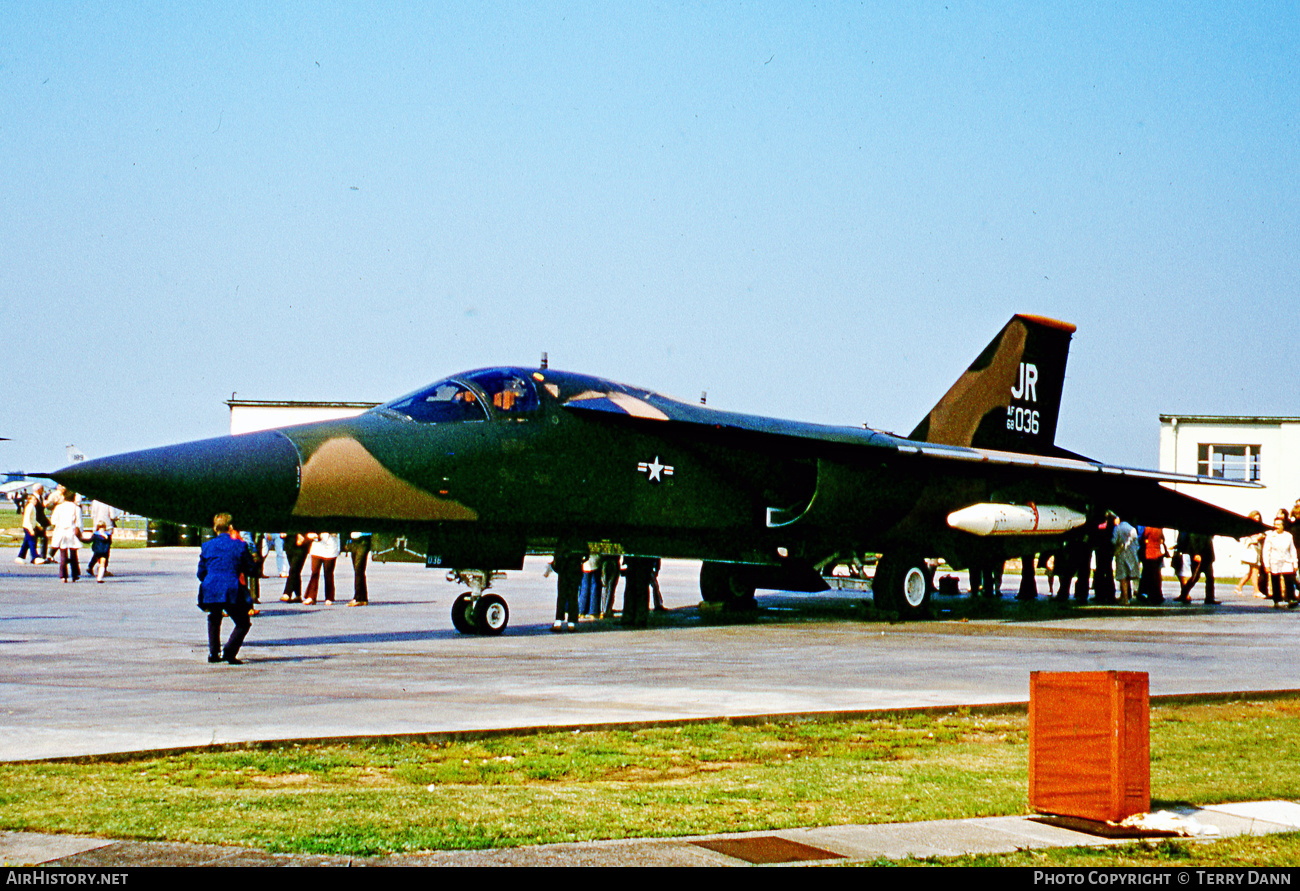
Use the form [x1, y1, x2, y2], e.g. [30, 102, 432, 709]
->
[1197, 444, 1262, 482]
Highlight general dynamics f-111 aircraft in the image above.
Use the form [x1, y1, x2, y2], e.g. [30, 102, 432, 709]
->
[53, 314, 1259, 634]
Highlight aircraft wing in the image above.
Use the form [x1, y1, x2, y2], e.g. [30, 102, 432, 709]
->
[561, 389, 889, 448]
[562, 396, 1265, 538]
[894, 442, 1265, 536]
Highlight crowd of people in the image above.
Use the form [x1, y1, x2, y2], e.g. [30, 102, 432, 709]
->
[547, 551, 664, 632]
[198, 522, 373, 663]
[13, 484, 122, 583]
[1239, 505, 1300, 608]
[275, 531, 371, 607]
[967, 501, 1300, 610]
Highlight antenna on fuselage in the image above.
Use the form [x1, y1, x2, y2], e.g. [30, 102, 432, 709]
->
[700, 391, 707, 405]
[540, 352, 548, 370]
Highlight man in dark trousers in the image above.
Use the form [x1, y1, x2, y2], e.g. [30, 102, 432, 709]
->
[600, 552, 621, 618]
[1090, 512, 1117, 604]
[347, 531, 372, 606]
[31, 484, 50, 564]
[198, 513, 256, 664]
[621, 556, 653, 627]
[280, 532, 310, 602]
[551, 552, 583, 631]
[1016, 551, 1039, 600]
[1178, 531, 1217, 605]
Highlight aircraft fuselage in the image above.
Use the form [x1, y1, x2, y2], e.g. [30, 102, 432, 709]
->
[53, 316, 1263, 626]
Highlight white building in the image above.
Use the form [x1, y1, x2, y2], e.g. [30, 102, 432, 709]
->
[1158, 414, 1300, 569]
[227, 400, 379, 436]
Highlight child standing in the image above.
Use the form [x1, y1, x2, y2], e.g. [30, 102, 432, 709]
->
[88, 521, 111, 582]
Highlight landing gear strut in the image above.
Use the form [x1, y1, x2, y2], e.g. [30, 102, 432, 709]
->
[448, 570, 510, 635]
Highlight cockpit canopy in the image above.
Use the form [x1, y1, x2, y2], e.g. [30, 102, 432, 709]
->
[380, 369, 540, 423]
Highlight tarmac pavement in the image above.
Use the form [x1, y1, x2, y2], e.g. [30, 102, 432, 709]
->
[3, 549, 1299, 762]
[3, 546, 1300, 865]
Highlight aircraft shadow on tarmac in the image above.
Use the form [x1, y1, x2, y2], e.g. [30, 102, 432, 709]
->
[0, 615, 74, 622]
[253, 629, 446, 647]
[244, 589, 1234, 649]
[717, 590, 1238, 626]
[233, 653, 333, 665]
[251, 601, 420, 616]
[251, 619, 684, 646]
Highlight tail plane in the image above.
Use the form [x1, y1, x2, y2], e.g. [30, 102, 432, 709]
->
[908, 314, 1076, 455]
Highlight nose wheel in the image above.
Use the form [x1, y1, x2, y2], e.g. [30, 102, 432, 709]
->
[450, 593, 476, 634]
[448, 570, 510, 635]
[474, 594, 509, 635]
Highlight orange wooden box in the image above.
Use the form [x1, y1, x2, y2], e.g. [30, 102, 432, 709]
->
[1028, 671, 1150, 823]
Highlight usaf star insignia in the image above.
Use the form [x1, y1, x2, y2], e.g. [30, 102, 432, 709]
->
[637, 456, 674, 483]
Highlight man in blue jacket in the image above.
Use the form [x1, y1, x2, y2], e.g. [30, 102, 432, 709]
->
[198, 513, 256, 664]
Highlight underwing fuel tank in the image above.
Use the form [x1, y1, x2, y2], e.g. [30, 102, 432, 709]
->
[946, 503, 1085, 537]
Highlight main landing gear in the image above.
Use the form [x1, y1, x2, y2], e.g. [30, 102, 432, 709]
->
[448, 570, 510, 635]
[698, 562, 758, 611]
[871, 553, 933, 620]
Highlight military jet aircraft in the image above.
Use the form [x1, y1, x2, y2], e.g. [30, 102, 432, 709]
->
[52, 314, 1259, 633]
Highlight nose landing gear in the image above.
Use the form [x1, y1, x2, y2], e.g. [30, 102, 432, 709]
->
[448, 570, 510, 635]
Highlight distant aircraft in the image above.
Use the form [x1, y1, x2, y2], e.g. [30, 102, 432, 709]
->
[52, 314, 1260, 633]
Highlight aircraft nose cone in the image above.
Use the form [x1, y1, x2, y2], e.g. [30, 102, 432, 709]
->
[51, 431, 301, 529]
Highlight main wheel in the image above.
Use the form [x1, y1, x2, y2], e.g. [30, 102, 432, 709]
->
[451, 593, 475, 634]
[699, 562, 730, 603]
[474, 593, 510, 635]
[872, 555, 931, 619]
[699, 562, 757, 610]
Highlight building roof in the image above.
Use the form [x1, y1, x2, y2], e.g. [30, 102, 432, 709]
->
[226, 399, 380, 410]
[1159, 414, 1300, 425]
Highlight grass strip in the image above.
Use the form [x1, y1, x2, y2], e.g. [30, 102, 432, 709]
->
[1, 696, 1298, 860]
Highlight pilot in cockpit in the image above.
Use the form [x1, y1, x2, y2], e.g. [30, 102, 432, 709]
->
[492, 379, 526, 412]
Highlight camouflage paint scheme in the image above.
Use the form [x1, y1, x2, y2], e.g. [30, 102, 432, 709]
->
[53, 315, 1260, 619]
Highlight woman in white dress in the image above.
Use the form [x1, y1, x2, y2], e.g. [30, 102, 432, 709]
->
[1263, 510, 1298, 609]
[303, 532, 341, 604]
[1235, 511, 1266, 597]
[48, 489, 85, 583]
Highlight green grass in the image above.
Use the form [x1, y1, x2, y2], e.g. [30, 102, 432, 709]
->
[0, 513, 149, 549]
[2, 696, 1299, 860]
[0, 714, 1028, 855]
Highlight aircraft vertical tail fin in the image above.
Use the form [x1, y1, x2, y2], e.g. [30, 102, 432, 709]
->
[907, 314, 1076, 455]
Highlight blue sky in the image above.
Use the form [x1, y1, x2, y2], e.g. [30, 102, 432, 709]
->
[3, 2, 1297, 474]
